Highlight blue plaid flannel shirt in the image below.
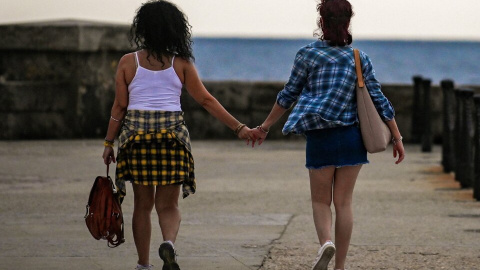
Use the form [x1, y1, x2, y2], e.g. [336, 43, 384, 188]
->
[277, 40, 395, 135]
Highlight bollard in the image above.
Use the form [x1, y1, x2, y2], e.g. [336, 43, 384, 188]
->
[462, 89, 475, 188]
[421, 79, 432, 152]
[441, 80, 455, 173]
[453, 89, 464, 185]
[473, 95, 480, 201]
[454, 89, 475, 188]
[411, 76, 423, 143]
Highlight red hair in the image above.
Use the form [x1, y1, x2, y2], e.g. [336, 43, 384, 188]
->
[317, 0, 354, 46]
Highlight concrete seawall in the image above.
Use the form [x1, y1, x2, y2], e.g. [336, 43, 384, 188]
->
[183, 82, 432, 142]
[0, 78, 438, 141]
[0, 20, 131, 139]
[1, 20, 478, 141]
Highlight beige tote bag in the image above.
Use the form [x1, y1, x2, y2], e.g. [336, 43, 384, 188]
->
[354, 49, 391, 153]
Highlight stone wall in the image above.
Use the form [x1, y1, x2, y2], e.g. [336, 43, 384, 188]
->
[0, 20, 131, 139]
[1, 20, 478, 141]
[181, 82, 423, 142]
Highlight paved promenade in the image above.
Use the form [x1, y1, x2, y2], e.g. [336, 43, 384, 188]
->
[0, 140, 479, 270]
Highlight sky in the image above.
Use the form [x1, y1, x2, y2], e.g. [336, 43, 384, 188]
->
[1, 0, 479, 40]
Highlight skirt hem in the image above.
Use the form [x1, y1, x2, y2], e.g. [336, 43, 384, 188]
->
[305, 161, 369, 170]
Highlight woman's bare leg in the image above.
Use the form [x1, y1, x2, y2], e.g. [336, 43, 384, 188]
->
[132, 183, 155, 266]
[332, 165, 362, 270]
[309, 166, 336, 245]
[155, 184, 181, 242]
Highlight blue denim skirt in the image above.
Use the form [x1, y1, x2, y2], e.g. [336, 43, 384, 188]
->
[305, 125, 369, 169]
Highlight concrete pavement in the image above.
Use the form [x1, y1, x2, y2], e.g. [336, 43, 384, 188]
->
[0, 140, 479, 270]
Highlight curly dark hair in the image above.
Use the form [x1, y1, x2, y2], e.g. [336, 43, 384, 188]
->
[129, 0, 194, 64]
[316, 0, 354, 46]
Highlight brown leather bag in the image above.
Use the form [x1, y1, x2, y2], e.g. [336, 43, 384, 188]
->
[84, 165, 125, 247]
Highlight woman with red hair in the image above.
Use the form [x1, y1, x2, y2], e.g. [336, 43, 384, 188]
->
[251, 0, 405, 269]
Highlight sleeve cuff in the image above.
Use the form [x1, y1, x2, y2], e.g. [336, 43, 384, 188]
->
[381, 100, 395, 121]
[276, 91, 293, 109]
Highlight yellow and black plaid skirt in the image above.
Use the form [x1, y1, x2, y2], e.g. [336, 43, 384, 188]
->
[115, 111, 196, 199]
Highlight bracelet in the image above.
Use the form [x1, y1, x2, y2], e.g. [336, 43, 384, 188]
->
[110, 115, 121, 122]
[392, 136, 403, 145]
[104, 139, 114, 147]
[256, 125, 269, 134]
[234, 123, 247, 135]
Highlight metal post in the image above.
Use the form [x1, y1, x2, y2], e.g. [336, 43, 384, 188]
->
[462, 89, 475, 188]
[421, 79, 432, 152]
[473, 94, 480, 201]
[454, 89, 464, 184]
[411, 76, 423, 143]
[441, 80, 455, 173]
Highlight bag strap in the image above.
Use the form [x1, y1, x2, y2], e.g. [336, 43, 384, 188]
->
[353, 49, 365, 88]
[106, 164, 110, 178]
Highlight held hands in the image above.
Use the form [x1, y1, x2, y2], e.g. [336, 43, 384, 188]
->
[236, 125, 267, 148]
[249, 127, 267, 147]
[236, 124, 269, 148]
[237, 126, 258, 147]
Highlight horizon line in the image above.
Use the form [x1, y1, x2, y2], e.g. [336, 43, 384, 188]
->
[1, 18, 479, 42]
[191, 35, 480, 42]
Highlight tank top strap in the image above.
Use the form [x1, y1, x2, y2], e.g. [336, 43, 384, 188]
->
[171, 55, 175, 66]
[134, 51, 140, 69]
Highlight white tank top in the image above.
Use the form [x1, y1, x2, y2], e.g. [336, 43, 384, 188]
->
[127, 52, 182, 111]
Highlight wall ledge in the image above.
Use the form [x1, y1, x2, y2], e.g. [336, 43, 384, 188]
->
[0, 19, 132, 52]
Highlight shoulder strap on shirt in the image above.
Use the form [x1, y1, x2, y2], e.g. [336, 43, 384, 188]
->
[134, 51, 140, 69]
[354, 49, 365, 88]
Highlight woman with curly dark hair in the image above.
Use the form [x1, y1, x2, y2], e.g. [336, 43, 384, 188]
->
[102, 1, 252, 269]
[250, 0, 405, 269]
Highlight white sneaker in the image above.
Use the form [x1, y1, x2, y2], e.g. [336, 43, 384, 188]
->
[135, 264, 153, 270]
[312, 241, 336, 270]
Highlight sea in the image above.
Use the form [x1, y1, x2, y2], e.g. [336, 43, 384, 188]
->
[192, 38, 480, 86]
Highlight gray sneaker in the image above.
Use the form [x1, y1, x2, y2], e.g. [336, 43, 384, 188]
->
[312, 241, 336, 270]
[159, 241, 180, 270]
